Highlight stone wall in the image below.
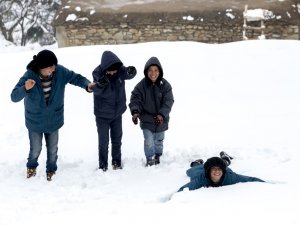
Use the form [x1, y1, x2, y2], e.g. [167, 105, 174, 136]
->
[55, 12, 299, 47]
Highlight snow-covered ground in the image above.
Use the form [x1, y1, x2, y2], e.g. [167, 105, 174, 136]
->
[1, 39, 300, 225]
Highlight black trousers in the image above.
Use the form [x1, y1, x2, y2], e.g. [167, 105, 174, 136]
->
[95, 115, 122, 168]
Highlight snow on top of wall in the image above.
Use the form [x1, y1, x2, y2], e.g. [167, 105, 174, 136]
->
[66, 14, 77, 21]
[244, 9, 274, 21]
[183, 15, 194, 21]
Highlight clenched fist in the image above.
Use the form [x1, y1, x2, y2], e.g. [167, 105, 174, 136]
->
[25, 79, 36, 91]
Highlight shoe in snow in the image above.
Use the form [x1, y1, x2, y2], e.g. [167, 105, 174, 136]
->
[112, 162, 123, 170]
[46, 171, 55, 181]
[27, 168, 36, 178]
[111, 159, 122, 170]
[220, 151, 233, 166]
[154, 154, 161, 165]
[99, 165, 108, 172]
[146, 157, 155, 167]
[99, 163, 108, 172]
[190, 159, 204, 167]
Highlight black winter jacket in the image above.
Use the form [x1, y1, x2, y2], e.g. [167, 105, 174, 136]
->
[129, 57, 174, 132]
[93, 51, 136, 119]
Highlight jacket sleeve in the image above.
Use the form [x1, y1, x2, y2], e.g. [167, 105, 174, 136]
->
[11, 72, 30, 102]
[178, 177, 204, 192]
[236, 174, 265, 183]
[92, 65, 102, 82]
[129, 82, 143, 114]
[228, 171, 265, 184]
[61, 65, 91, 89]
[120, 66, 137, 80]
[158, 80, 174, 118]
[186, 165, 204, 180]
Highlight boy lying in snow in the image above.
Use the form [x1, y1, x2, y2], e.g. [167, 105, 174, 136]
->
[178, 152, 264, 192]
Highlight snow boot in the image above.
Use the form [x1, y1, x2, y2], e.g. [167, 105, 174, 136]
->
[99, 163, 108, 172]
[220, 151, 233, 166]
[27, 168, 36, 178]
[112, 161, 123, 170]
[190, 159, 204, 167]
[154, 154, 161, 165]
[146, 157, 155, 167]
[46, 171, 55, 181]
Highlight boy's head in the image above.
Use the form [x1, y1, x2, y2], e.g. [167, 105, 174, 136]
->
[204, 157, 227, 184]
[35, 50, 58, 69]
[27, 49, 57, 74]
[106, 62, 122, 75]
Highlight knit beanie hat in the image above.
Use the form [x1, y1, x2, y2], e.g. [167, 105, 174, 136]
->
[204, 157, 227, 179]
[35, 50, 58, 69]
[27, 50, 58, 72]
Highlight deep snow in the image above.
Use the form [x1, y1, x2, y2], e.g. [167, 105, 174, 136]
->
[0, 39, 300, 225]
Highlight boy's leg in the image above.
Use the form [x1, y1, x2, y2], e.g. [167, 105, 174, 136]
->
[154, 131, 165, 164]
[45, 130, 59, 173]
[110, 116, 122, 168]
[190, 159, 204, 167]
[220, 151, 233, 166]
[27, 131, 43, 170]
[143, 129, 155, 166]
[96, 117, 110, 170]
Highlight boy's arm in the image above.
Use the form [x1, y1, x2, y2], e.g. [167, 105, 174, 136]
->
[11, 73, 30, 102]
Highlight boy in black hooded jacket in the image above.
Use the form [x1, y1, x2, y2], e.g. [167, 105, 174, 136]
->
[93, 51, 137, 171]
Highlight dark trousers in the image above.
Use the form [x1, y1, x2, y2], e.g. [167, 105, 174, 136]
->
[95, 115, 122, 168]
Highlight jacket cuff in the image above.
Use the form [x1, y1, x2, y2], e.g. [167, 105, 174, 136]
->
[132, 110, 139, 115]
[24, 86, 30, 93]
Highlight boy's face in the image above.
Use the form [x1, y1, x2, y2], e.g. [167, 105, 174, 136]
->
[147, 65, 159, 82]
[106, 70, 118, 76]
[210, 166, 223, 183]
[40, 65, 56, 78]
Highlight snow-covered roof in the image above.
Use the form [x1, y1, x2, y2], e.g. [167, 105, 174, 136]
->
[54, 0, 298, 25]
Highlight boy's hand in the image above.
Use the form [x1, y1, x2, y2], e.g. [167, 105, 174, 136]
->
[25, 79, 36, 91]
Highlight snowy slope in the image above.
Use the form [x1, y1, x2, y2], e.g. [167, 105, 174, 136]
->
[0, 40, 299, 225]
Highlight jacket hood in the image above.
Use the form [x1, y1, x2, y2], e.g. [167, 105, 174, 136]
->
[100, 51, 123, 72]
[143, 57, 163, 84]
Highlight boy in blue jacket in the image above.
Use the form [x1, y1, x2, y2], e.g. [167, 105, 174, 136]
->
[11, 50, 94, 181]
[178, 152, 264, 191]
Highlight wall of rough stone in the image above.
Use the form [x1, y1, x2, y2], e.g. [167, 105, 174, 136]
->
[56, 14, 299, 47]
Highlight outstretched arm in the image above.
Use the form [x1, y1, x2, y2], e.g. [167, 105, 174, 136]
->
[124, 66, 137, 80]
[61, 65, 92, 91]
[178, 177, 203, 192]
[229, 171, 265, 184]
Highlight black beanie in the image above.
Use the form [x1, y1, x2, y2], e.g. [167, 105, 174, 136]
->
[35, 50, 58, 69]
[204, 157, 227, 179]
[27, 50, 58, 73]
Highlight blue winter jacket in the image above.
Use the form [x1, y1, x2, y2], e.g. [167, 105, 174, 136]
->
[92, 51, 136, 119]
[178, 164, 264, 192]
[11, 65, 91, 133]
